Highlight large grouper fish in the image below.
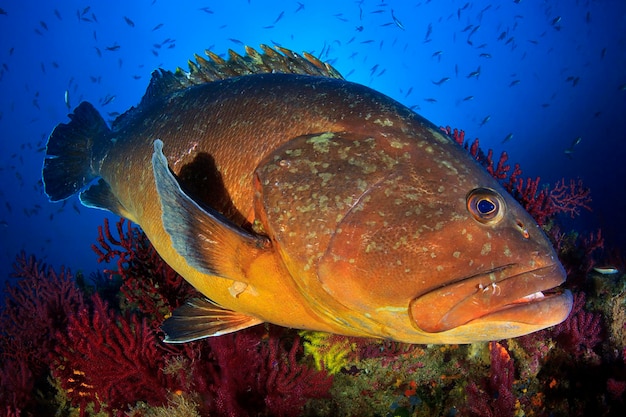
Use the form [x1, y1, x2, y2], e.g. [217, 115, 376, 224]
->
[43, 45, 572, 344]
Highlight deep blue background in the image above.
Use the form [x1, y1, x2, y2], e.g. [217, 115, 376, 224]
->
[1, 0, 625, 281]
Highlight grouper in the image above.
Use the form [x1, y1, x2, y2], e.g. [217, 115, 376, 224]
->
[43, 45, 572, 344]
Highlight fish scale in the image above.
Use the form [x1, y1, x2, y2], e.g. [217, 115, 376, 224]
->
[43, 45, 572, 344]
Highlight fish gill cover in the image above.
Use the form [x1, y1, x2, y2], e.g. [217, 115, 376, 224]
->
[0, 0, 625, 416]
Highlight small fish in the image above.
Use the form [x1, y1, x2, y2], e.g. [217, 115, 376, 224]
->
[480, 115, 491, 126]
[105, 44, 120, 51]
[101, 94, 116, 106]
[593, 266, 618, 275]
[43, 45, 572, 345]
[431, 50, 443, 58]
[64, 90, 70, 110]
[152, 23, 163, 31]
[424, 22, 432, 41]
[552, 16, 562, 26]
[295, 2, 304, 12]
[199, 7, 213, 14]
[369, 64, 379, 77]
[0, 7, 7, 15]
[54, 9, 62, 20]
[273, 11, 284, 24]
[468, 25, 480, 37]
[391, 9, 404, 30]
[467, 66, 481, 79]
[424, 97, 437, 102]
[479, 53, 492, 58]
[502, 133, 513, 143]
[462, 95, 474, 101]
[124, 16, 135, 27]
[563, 136, 582, 158]
[509, 79, 520, 87]
[432, 77, 450, 86]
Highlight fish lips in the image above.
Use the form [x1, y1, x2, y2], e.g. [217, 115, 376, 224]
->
[409, 263, 573, 333]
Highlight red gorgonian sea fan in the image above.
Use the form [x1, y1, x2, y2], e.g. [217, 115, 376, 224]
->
[0, 252, 85, 414]
[466, 341, 516, 417]
[51, 294, 183, 414]
[91, 217, 198, 327]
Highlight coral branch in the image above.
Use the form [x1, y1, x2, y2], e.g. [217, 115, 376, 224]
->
[466, 342, 516, 417]
[91, 218, 198, 327]
[553, 292, 603, 357]
[0, 253, 85, 413]
[51, 294, 182, 413]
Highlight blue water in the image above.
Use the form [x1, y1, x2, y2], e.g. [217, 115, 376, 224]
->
[0, 0, 625, 281]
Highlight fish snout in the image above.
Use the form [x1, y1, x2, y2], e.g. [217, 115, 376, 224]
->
[409, 262, 572, 334]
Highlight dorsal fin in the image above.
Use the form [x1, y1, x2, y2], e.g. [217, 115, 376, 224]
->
[138, 44, 344, 109]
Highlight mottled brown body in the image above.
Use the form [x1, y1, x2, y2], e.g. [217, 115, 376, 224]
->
[44, 47, 572, 343]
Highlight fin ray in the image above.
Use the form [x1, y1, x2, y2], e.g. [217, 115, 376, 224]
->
[162, 298, 263, 343]
[43, 102, 110, 201]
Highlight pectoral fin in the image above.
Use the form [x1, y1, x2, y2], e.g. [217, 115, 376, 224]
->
[162, 298, 263, 343]
[151, 139, 270, 282]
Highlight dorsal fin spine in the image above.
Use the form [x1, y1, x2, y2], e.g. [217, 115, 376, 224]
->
[137, 45, 345, 112]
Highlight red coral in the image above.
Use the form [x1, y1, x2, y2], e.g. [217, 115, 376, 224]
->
[466, 341, 516, 417]
[549, 178, 592, 218]
[191, 326, 333, 417]
[92, 218, 198, 327]
[607, 378, 626, 401]
[581, 229, 605, 273]
[51, 294, 183, 414]
[0, 356, 33, 415]
[508, 177, 592, 226]
[552, 292, 603, 357]
[440, 125, 465, 145]
[0, 252, 85, 413]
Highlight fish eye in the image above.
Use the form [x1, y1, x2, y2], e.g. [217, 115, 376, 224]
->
[466, 188, 505, 224]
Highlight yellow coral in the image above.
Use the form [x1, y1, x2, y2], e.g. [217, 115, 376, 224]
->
[300, 331, 352, 375]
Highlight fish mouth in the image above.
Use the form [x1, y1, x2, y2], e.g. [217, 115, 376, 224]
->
[409, 263, 572, 333]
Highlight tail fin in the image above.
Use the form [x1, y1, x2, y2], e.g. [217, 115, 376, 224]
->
[43, 102, 110, 201]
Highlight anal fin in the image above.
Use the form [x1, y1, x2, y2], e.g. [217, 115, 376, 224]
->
[161, 298, 263, 343]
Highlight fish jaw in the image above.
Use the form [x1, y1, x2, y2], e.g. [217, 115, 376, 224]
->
[409, 262, 573, 338]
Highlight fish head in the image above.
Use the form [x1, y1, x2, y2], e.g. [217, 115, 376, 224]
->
[255, 123, 572, 343]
